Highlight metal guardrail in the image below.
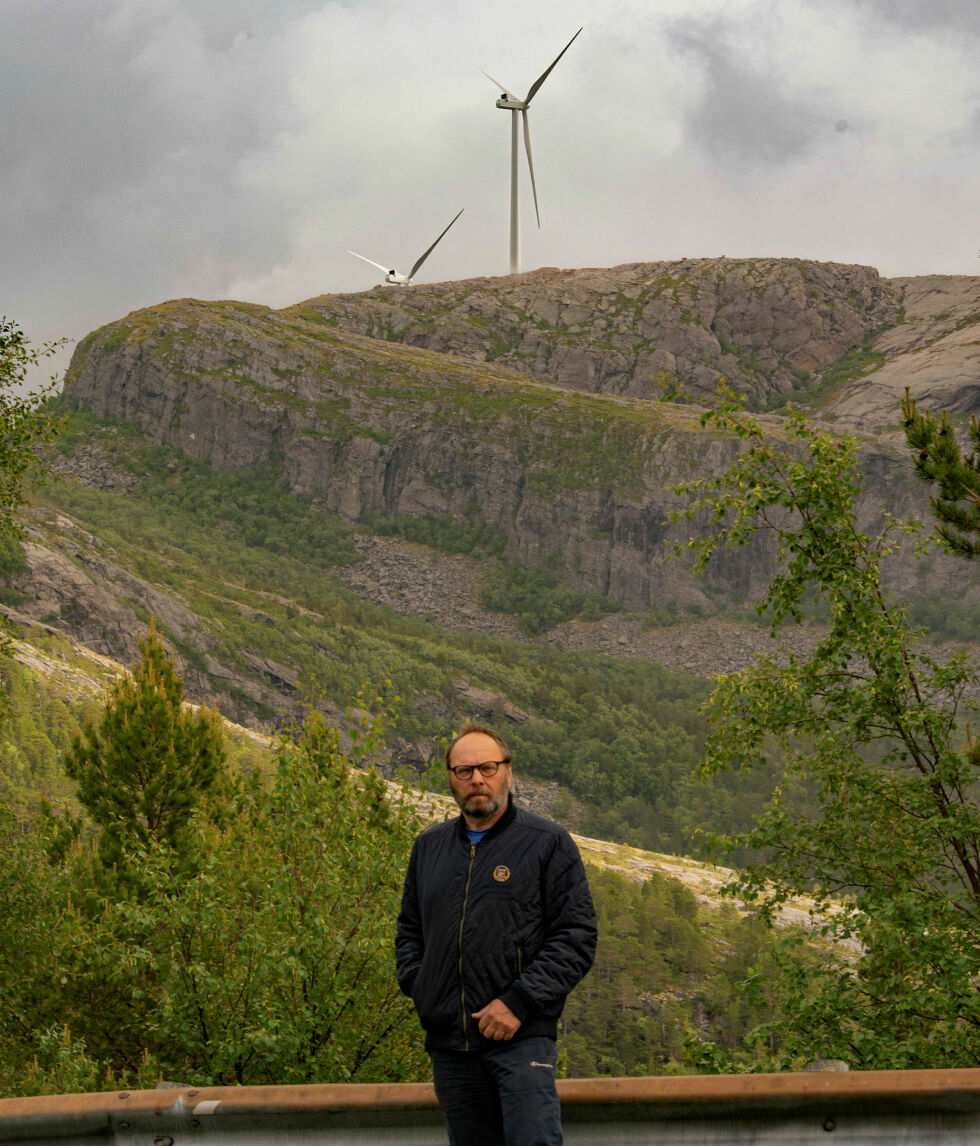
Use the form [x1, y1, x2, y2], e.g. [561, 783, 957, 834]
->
[4, 1070, 980, 1144]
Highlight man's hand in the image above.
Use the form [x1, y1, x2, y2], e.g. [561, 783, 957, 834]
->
[472, 999, 522, 1041]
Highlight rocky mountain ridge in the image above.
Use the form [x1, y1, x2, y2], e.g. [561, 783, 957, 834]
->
[58, 262, 980, 660]
[19, 258, 976, 714]
[7, 257, 978, 859]
[829, 274, 980, 428]
[296, 262, 979, 433]
[302, 257, 900, 408]
[60, 261, 980, 619]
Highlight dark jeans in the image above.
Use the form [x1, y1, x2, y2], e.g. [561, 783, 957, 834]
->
[430, 1036, 562, 1146]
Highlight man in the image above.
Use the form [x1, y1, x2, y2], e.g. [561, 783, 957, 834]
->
[396, 723, 597, 1146]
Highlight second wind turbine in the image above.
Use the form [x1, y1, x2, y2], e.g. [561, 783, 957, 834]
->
[481, 28, 582, 275]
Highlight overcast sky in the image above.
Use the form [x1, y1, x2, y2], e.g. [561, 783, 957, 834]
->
[2, 0, 978, 387]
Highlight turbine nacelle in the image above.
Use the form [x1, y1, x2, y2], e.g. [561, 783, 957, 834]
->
[495, 96, 527, 110]
[347, 208, 464, 288]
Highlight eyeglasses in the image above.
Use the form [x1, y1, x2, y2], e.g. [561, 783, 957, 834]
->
[448, 760, 509, 781]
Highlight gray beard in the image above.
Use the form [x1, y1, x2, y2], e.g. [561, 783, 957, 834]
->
[458, 790, 508, 822]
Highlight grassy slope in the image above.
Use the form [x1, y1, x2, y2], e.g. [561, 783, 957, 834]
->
[10, 411, 806, 858]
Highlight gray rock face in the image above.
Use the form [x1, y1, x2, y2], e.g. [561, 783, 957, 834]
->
[826, 275, 980, 430]
[300, 258, 899, 405]
[8, 528, 311, 728]
[14, 539, 143, 661]
[60, 268, 968, 621]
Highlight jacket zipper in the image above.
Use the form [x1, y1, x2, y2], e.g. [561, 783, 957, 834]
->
[458, 841, 477, 1049]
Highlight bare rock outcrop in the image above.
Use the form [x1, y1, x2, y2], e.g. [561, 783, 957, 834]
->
[826, 275, 980, 430]
[10, 526, 291, 727]
[14, 539, 142, 661]
[61, 267, 972, 619]
[299, 258, 899, 405]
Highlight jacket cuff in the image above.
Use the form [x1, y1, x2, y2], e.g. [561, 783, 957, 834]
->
[500, 985, 533, 1023]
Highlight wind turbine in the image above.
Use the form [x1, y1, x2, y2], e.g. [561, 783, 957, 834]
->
[481, 28, 582, 275]
[348, 208, 464, 286]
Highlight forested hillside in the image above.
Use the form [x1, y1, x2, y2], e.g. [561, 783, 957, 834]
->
[0, 625, 790, 1092]
[9, 411, 828, 857]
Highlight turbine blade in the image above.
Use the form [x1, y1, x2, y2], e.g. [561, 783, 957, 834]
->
[522, 110, 540, 228]
[525, 27, 582, 104]
[348, 250, 394, 275]
[410, 208, 465, 280]
[478, 67, 518, 101]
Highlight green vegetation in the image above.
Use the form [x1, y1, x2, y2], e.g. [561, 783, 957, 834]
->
[898, 391, 980, 639]
[31, 408, 825, 858]
[0, 315, 66, 742]
[673, 383, 980, 1068]
[0, 536, 29, 605]
[62, 621, 228, 876]
[0, 319, 63, 542]
[56, 414, 357, 568]
[1, 625, 788, 1090]
[904, 389, 980, 559]
[0, 658, 101, 812]
[47, 484, 719, 851]
[480, 559, 621, 635]
[0, 662, 430, 1091]
[362, 511, 507, 558]
[642, 598, 681, 628]
[753, 323, 894, 415]
[0, 637, 792, 1092]
[34, 414, 750, 857]
[0, 310, 897, 1088]
[0, 713, 795, 1091]
[904, 593, 980, 642]
[0, 536, 28, 581]
[362, 508, 632, 636]
[792, 327, 888, 409]
[562, 867, 784, 1077]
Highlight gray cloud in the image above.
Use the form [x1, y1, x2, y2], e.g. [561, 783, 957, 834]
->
[836, 0, 980, 37]
[666, 16, 839, 172]
[1, 0, 977, 392]
[1, 0, 302, 322]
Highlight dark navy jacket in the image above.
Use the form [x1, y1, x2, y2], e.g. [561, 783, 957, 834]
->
[395, 797, 597, 1053]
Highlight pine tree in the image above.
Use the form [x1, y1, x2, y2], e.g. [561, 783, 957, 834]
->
[63, 619, 227, 872]
[902, 388, 980, 557]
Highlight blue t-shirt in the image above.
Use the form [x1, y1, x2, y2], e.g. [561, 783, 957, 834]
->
[465, 827, 488, 844]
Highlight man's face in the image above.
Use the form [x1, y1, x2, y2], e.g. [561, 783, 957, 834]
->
[448, 732, 512, 824]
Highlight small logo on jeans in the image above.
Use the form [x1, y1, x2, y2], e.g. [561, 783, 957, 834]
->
[493, 865, 511, 882]
[529, 1061, 555, 1069]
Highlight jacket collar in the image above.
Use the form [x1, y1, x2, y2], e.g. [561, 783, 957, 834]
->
[454, 794, 517, 842]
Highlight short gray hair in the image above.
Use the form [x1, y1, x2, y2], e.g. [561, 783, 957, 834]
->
[445, 723, 513, 769]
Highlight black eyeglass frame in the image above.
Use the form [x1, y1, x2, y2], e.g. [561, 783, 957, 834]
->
[447, 759, 511, 781]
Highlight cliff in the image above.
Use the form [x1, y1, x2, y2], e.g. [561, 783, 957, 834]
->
[60, 260, 979, 618]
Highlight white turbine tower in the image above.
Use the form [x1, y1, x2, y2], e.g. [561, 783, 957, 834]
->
[481, 28, 582, 275]
[348, 209, 464, 286]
